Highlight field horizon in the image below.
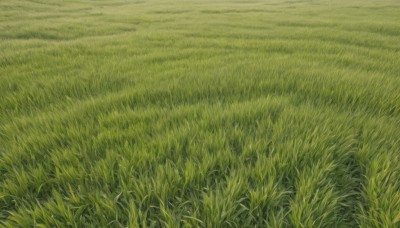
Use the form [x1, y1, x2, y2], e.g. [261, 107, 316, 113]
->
[1, 0, 400, 227]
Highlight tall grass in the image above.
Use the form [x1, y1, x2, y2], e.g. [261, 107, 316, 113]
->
[1, 0, 400, 226]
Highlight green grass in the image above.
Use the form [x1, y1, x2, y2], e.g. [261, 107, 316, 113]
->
[1, 0, 400, 226]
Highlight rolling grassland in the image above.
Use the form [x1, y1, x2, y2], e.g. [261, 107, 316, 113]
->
[1, 0, 400, 226]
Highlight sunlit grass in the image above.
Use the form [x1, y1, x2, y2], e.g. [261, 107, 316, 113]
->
[1, 0, 400, 226]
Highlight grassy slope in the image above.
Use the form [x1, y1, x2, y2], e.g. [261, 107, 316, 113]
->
[1, 0, 400, 226]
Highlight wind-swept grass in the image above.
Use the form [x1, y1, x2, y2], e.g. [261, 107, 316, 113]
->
[1, 0, 400, 226]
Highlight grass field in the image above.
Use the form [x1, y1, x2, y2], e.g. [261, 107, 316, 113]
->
[1, 0, 400, 226]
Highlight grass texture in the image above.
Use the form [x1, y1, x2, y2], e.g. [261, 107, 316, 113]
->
[1, 0, 400, 227]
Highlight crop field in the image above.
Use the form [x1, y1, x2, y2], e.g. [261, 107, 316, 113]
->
[1, 0, 400, 227]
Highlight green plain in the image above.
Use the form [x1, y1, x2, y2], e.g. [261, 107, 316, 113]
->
[1, 0, 400, 227]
